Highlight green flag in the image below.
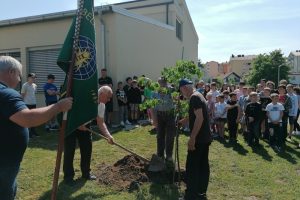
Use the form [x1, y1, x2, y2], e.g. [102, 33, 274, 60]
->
[57, 0, 98, 137]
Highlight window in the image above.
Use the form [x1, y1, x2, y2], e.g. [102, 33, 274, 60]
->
[176, 18, 182, 40]
[0, 51, 21, 62]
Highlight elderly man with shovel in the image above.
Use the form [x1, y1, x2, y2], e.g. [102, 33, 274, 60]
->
[63, 86, 114, 184]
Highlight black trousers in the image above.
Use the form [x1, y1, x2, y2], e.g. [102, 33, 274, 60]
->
[156, 111, 175, 158]
[228, 118, 238, 140]
[26, 104, 37, 136]
[294, 109, 300, 131]
[63, 130, 92, 179]
[185, 143, 210, 200]
[269, 123, 283, 147]
[247, 121, 260, 145]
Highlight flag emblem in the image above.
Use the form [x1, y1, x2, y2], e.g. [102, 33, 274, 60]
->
[74, 35, 97, 80]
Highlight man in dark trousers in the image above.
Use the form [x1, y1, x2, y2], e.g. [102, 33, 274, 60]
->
[179, 79, 212, 200]
[63, 86, 114, 184]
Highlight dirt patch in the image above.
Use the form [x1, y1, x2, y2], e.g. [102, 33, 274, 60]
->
[95, 155, 184, 191]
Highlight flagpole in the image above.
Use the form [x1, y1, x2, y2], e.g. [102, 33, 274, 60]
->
[51, 1, 85, 199]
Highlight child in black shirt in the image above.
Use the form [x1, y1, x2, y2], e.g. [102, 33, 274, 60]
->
[127, 80, 142, 123]
[116, 81, 131, 126]
[227, 93, 241, 143]
[245, 92, 263, 146]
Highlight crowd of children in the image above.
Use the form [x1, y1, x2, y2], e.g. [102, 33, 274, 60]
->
[196, 79, 300, 151]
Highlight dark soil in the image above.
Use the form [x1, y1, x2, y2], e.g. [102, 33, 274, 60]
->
[95, 155, 185, 191]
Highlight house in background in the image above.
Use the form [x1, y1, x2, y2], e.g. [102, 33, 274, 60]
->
[0, 0, 198, 107]
[223, 72, 241, 84]
[229, 54, 257, 77]
[288, 50, 300, 85]
[203, 61, 230, 82]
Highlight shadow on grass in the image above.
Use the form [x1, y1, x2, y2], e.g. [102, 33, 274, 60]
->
[28, 126, 124, 151]
[38, 179, 115, 200]
[251, 144, 273, 161]
[38, 178, 86, 200]
[147, 183, 181, 200]
[218, 139, 249, 156]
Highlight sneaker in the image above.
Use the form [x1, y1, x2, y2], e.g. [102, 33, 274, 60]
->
[50, 125, 59, 131]
[120, 121, 125, 126]
[125, 120, 132, 125]
[292, 131, 297, 135]
[82, 174, 97, 180]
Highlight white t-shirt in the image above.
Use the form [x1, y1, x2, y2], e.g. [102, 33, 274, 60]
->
[21, 82, 37, 105]
[287, 93, 299, 117]
[214, 102, 227, 118]
[98, 103, 105, 118]
[266, 102, 284, 122]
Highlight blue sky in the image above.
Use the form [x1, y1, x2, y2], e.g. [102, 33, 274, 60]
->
[1, 0, 300, 63]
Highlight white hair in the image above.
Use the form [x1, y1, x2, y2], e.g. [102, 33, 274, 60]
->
[98, 85, 113, 96]
[0, 56, 22, 74]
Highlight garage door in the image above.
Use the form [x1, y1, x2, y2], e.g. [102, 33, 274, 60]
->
[29, 48, 65, 93]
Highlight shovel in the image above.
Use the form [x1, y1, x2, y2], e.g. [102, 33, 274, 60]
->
[87, 128, 150, 163]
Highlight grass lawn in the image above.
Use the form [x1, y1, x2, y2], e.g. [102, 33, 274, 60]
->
[16, 125, 300, 200]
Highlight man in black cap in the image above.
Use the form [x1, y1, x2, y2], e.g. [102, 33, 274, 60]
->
[179, 79, 212, 200]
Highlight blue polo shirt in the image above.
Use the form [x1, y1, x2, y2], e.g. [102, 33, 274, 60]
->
[0, 82, 29, 166]
[43, 82, 58, 104]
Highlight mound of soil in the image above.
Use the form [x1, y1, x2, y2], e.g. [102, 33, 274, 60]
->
[95, 155, 185, 191]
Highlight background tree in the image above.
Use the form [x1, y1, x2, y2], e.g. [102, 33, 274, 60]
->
[139, 60, 202, 117]
[246, 49, 290, 86]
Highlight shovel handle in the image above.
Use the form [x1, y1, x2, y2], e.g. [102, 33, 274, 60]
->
[87, 128, 150, 163]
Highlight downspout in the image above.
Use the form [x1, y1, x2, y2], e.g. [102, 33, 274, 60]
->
[97, 7, 107, 69]
[166, 4, 169, 25]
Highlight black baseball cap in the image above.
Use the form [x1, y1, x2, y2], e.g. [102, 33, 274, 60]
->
[179, 79, 193, 88]
[47, 74, 55, 79]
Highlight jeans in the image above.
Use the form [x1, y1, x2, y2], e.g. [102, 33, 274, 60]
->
[185, 143, 210, 200]
[247, 121, 260, 145]
[26, 104, 37, 136]
[0, 164, 19, 200]
[63, 130, 92, 179]
[118, 105, 128, 122]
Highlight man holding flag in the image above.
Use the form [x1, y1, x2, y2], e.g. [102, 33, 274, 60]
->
[0, 55, 73, 200]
